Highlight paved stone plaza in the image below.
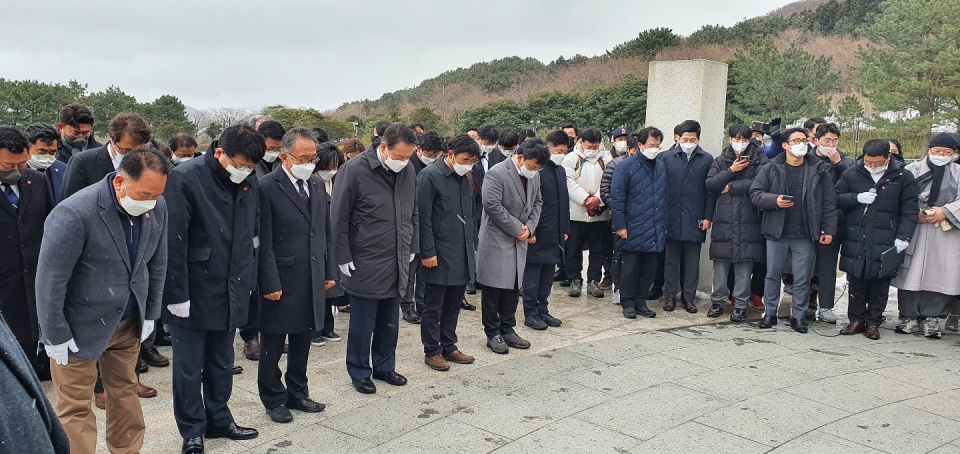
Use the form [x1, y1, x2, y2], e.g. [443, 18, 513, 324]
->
[47, 281, 960, 453]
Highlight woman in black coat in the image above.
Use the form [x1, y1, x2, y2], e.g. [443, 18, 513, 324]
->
[704, 125, 768, 320]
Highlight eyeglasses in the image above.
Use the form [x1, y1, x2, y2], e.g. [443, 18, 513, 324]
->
[112, 143, 135, 155]
[226, 155, 256, 172]
[787, 138, 810, 146]
[284, 153, 318, 165]
[0, 163, 28, 172]
[929, 148, 957, 157]
[818, 138, 839, 146]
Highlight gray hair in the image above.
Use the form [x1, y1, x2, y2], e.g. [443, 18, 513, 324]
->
[281, 126, 319, 152]
[247, 114, 272, 129]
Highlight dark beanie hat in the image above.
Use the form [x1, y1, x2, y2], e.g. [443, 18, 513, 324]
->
[929, 133, 958, 150]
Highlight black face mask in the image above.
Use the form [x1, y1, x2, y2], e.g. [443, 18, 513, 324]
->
[63, 134, 87, 149]
[568, 136, 576, 148]
[0, 169, 23, 186]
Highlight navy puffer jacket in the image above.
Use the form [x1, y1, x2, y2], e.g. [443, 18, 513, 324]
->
[610, 154, 667, 253]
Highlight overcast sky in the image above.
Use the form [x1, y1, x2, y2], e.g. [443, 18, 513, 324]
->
[3, 0, 795, 112]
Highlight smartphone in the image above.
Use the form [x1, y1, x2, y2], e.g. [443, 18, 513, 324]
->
[783, 195, 795, 202]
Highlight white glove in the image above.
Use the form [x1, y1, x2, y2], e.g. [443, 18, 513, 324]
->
[339, 262, 356, 277]
[857, 192, 877, 204]
[140, 320, 155, 342]
[895, 239, 909, 253]
[167, 301, 190, 318]
[409, 253, 416, 263]
[45, 339, 79, 366]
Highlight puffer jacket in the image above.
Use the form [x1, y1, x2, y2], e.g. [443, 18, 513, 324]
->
[563, 148, 613, 223]
[750, 153, 838, 242]
[609, 154, 667, 253]
[836, 158, 918, 279]
[705, 143, 768, 262]
[599, 154, 626, 207]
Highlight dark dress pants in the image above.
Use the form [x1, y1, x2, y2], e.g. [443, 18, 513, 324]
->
[169, 324, 236, 438]
[322, 295, 343, 336]
[567, 221, 607, 282]
[847, 276, 891, 327]
[620, 251, 658, 310]
[421, 284, 466, 357]
[258, 331, 312, 410]
[345, 295, 401, 381]
[402, 255, 425, 314]
[480, 281, 520, 338]
[651, 251, 666, 295]
[522, 263, 555, 318]
[239, 292, 259, 342]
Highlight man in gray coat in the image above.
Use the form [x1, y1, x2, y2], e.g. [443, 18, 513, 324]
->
[476, 141, 547, 354]
[332, 123, 419, 394]
[36, 147, 169, 454]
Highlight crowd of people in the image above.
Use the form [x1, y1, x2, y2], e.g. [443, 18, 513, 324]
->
[0, 103, 958, 454]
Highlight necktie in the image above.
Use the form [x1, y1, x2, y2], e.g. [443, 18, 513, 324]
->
[297, 180, 309, 202]
[3, 183, 17, 210]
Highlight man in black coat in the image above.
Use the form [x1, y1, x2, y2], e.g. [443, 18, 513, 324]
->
[417, 134, 479, 371]
[402, 132, 446, 324]
[25, 124, 68, 206]
[163, 125, 265, 453]
[0, 315, 70, 454]
[239, 119, 286, 362]
[523, 132, 571, 330]
[256, 128, 336, 423]
[750, 128, 838, 334]
[55, 103, 101, 163]
[0, 127, 52, 374]
[332, 123, 419, 395]
[468, 124, 505, 294]
[61, 112, 152, 200]
[835, 140, 918, 339]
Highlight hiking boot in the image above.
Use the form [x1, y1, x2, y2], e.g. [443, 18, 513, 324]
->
[443, 350, 475, 364]
[923, 318, 942, 339]
[730, 308, 747, 322]
[487, 335, 508, 354]
[707, 303, 724, 318]
[895, 318, 921, 334]
[541, 313, 563, 327]
[587, 281, 604, 298]
[502, 332, 530, 349]
[568, 279, 583, 297]
[424, 355, 450, 371]
[817, 308, 837, 324]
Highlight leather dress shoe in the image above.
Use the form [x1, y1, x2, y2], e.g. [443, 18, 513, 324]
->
[181, 437, 204, 454]
[372, 371, 407, 386]
[266, 404, 293, 423]
[864, 325, 881, 340]
[141, 347, 169, 367]
[353, 378, 376, 394]
[683, 299, 698, 314]
[664, 298, 677, 312]
[244, 338, 261, 361]
[502, 332, 530, 349]
[790, 317, 809, 334]
[402, 307, 422, 324]
[758, 314, 778, 329]
[137, 383, 158, 398]
[95, 392, 105, 409]
[460, 298, 476, 311]
[623, 307, 637, 319]
[840, 320, 865, 335]
[541, 312, 563, 326]
[205, 423, 258, 441]
[443, 350, 475, 364]
[232, 365, 243, 375]
[637, 304, 657, 318]
[137, 357, 149, 374]
[465, 282, 477, 294]
[288, 398, 325, 413]
[155, 333, 173, 347]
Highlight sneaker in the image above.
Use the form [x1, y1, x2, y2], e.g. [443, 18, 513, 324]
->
[502, 332, 531, 349]
[707, 303, 724, 318]
[749, 294, 764, 310]
[587, 281, 604, 298]
[611, 290, 621, 305]
[947, 314, 959, 332]
[487, 335, 509, 354]
[817, 308, 837, 324]
[311, 334, 325, 347]
[322, 331, 341, 342]
[923, 318, 942, 339]
[599, 276, 613, 290]
[524, 315, 547, 330]
[730, 308, 747, 322]
[895, 318, 921, 334]
[568, 279, 583, 297]
[541, 313, 563, 327]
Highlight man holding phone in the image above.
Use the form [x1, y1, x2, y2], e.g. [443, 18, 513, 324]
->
[750, 128, 838, 334]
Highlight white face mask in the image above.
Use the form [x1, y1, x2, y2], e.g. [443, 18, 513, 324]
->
[868, 164, 888, 175]
[680, 143, 697, 153]
[316, 169, 337, 181]
[583, 149, 600, 160]
[614, 142, 627, 153]
[290, 162, 315, 180]
[518, 161, 539, 179]
[929, 155, 952, 167]
[501, 148, 516, 158]
[642, 148, 661, 160]
[731, 142, 748, 153]
[550, 154, 565, 165]
[381, 145, 409, 173]
[262, 151, 281, 163]
[789, 143, 808, 158]
[30, 154, 57, 169]
[172, 155, 193, 164]
[480, 144, 496, 155]
[420, 154, 438, 165]
[226, 165, 252, 184]
[453, 162, 473, 176]
[120, 183, 156, 216]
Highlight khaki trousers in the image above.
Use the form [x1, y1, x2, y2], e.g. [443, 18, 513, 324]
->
[50, 317, 144, 454]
